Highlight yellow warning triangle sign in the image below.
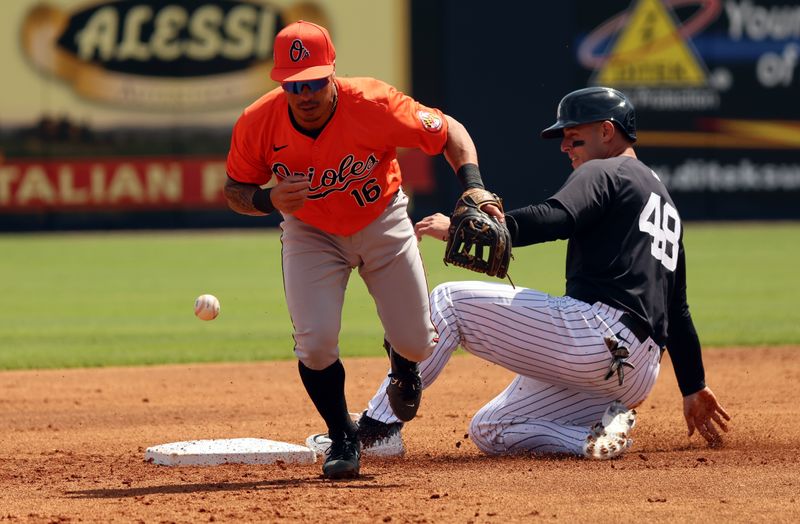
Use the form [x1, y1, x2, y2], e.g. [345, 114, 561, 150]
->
[595, 0, 707, 86]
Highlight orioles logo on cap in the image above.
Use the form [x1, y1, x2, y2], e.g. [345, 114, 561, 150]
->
[417, 110, 443, 132]
[290, 39, 311, 62]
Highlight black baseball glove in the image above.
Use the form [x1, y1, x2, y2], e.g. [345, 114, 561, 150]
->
[444, 188, 512, 279]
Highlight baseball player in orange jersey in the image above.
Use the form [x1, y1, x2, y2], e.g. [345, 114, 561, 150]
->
[223, 20, 501, 479]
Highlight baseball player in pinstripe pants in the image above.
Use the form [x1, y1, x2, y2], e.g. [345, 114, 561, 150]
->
[308, 87, 731, 460]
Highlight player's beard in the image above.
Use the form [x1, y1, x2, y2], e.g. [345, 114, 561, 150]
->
[296, 102, 322, 122]
[292, 84, 337, 129]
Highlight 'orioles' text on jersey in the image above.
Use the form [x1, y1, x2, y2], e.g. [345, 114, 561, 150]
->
[226, 77, 449, 236]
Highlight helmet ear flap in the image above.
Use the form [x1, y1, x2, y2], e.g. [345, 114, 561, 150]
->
[624, 110, 637, 141]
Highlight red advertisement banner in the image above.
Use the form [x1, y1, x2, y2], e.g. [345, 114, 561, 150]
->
[0, 157, 229, 211]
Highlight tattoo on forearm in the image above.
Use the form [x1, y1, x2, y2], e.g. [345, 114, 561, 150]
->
[224, 178, 263, 216]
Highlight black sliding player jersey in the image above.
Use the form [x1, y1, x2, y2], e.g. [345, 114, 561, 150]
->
[548, 155, 682, 347]
[501, 154, 705, 395]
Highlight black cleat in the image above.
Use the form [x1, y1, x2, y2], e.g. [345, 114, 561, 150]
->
[357, 411, 404, 451]
[306, 411, 405, 457]
[385, 340, 422, 422]
[322, 433, 360, 479]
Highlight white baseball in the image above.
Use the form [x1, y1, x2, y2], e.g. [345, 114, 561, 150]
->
[194, 294, 220, 321]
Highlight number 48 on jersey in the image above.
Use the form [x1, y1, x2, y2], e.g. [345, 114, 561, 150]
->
[639, 192, 681, 272]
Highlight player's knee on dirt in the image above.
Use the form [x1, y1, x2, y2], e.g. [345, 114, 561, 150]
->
[468, 416, 506, 455]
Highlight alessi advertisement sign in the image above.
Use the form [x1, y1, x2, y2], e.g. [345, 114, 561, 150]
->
[21, 0, 287, 109]
[0, 1, 408, 222]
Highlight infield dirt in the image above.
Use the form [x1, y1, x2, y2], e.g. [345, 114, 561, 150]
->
[1, 347, 798, 523]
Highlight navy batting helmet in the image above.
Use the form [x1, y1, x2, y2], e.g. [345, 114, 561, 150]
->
[541, 87, 636, 142]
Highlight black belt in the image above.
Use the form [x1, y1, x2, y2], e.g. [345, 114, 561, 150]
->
[605, 313, 663, 385]
[619, 313, 652, 343]
[604, 313, 652, 386]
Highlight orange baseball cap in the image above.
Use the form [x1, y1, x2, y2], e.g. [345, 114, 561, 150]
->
[270, 20, 336, 82]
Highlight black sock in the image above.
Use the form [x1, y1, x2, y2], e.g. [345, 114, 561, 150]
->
[384, 338, 418, 372]
[298, 359, 356, 440]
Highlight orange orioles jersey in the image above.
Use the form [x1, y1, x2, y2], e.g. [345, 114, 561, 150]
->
[226, 77, 449, 236]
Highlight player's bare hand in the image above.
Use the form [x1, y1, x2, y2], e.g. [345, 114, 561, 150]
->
[271, 175, 310, 213]
[482, 203, 505, 223]
[414, 213, 451, 242]
[683, 386, 730, 447]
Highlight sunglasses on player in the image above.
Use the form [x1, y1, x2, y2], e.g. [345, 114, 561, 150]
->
[281, 77, 330, 94]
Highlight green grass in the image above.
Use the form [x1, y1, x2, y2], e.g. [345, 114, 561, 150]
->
[1, 223, 798, 369]
[679, 223, 800, 347]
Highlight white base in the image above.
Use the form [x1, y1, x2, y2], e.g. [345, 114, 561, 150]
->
[145, 438, 317, 466]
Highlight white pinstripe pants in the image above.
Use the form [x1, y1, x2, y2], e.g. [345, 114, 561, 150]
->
[366, 281, 662, 456]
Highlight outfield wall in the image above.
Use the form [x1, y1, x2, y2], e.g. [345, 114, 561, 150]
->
[413, 0, 800, 221]
[1, 0, 798, 230]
